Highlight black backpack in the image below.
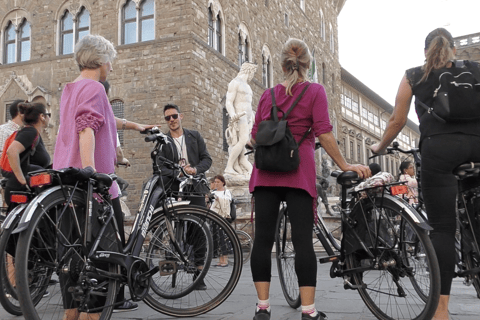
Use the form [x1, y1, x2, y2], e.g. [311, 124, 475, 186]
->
[254, 84, 311, 172]
[417, 60, 480, 123]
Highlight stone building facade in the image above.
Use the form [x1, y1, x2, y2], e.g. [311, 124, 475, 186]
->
[0, 0, 347, 211]
[339, 68, 420, 177]
[454, 32, 480, 63]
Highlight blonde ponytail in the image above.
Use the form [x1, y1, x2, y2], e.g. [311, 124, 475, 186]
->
[419, 28, 455, 83]
[281, 39, 311, 96]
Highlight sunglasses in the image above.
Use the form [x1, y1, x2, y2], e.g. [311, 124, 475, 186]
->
[44, 113, 51, 117]
[165, 114, 179, 121]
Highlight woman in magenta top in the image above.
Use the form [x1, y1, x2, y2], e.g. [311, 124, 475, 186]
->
[54, 34, 153, 319]
[249, 39, 370, 320]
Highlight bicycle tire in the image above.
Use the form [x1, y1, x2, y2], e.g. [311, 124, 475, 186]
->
[0, 214, 24, 315]
[15, 188, 119, 320]
[143, 204, 242, 317]
[275, 207, 301, 309]
[465, 251, 480, 299]
[235, 229, 253, 264]
[345, 195, 440, 320]
[146, 213, 213, 299]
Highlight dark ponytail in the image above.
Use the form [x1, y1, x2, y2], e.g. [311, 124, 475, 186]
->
[18, 102, 46, 125]
[419, 28, 455, 83]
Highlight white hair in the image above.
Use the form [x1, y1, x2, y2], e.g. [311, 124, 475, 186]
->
[75, 34, 117, 71]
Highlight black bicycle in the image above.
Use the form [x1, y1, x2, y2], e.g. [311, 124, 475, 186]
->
[13, 128, 242, 320]
[386, 141, 480, 299]
[275, 165, 441, 320]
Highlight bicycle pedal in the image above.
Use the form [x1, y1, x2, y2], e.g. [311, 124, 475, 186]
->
[319, 255, 340, 264]
[159, 260, 177, 276]
[343, 279, 367, 290]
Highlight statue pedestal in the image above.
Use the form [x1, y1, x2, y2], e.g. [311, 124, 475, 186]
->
[224, 173, 251, 219]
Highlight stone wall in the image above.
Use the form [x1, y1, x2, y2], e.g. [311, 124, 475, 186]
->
[0, 0, 344, 213]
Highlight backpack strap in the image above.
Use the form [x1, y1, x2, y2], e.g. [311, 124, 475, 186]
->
[22, 133, 40, 169]
[270, 88, 280, 122]
[282, 83, 311, 120]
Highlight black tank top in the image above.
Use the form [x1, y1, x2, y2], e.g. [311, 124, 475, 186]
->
[406, 63, 480, 148]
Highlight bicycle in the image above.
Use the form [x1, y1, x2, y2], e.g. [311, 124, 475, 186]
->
[14, 128, 242, 320]
[275, 164, 441, 320]
[385, 141, 480, 299]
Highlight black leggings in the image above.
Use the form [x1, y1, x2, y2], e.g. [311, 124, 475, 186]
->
[250, 187, 317, 287]
[421, 134, 480, 295]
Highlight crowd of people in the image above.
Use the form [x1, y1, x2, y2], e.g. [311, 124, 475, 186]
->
[0, 27, 477, 320]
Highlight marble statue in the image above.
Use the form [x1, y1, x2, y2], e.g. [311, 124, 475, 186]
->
[224, 62, 257, 176]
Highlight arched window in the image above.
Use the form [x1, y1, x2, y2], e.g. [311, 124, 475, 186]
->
[238, 23, 251, 66]
[59, 7, 90, 55]
[319, 9, 325, 40]
[18, 20, 30, 62]
[4, 22, 16, 64]
[61, 11, 74, 55]
[262, 46, 272, 88]
[77, 7, 90, 42]
[215, 15, 221, 53]
[3, 19, 31, 64]
[207, 7, 214, 47]
[111, 99, 125, 145]
[122, 0, 155, 45]
[122, 0, 137, 45]
[238, 34, 243, 65]
[140, 0, 154, 41]
[329, 23, 335, 53]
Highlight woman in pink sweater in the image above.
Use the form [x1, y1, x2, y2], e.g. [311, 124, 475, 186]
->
[54, 34, 154, 319]
[249, 38, 370, 320]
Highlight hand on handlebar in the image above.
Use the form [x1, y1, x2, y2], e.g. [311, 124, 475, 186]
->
[370, 143, 387, 156]
[183, 164, 197, 175]
[135, 124, 161, 132]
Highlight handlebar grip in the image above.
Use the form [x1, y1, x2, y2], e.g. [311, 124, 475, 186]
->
[145, 135, 157, 142]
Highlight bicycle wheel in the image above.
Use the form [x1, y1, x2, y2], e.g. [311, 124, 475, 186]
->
[143, 204, 242, 317]
[235, 229, 253, 264]
[0, 213, 24, 315]
[15, 188, 119, 320]
[275, 207, 301, 309]
[345, 195, 440, 320]
[146, 213, 213, 299]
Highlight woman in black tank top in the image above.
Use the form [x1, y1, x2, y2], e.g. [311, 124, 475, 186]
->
[371, 28, 480, 320]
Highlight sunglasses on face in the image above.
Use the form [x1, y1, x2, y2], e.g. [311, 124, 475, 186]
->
[165, 114, 179, 121]
[44, 113, 51, 117]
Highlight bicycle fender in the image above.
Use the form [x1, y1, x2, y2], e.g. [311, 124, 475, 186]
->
[13, 185, 68, 234]
[1, 203, 27, 231]
[382, 194, 432, 231]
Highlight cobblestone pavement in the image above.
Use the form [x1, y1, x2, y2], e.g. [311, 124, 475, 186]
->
[1, 258, 478, 320]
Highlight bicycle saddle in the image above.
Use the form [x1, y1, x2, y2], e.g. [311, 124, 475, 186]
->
[333, 171, 362, 187]
[453, 162, 480, 180]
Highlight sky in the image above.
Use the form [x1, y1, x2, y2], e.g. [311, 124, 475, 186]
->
[338, 0, 480, 125]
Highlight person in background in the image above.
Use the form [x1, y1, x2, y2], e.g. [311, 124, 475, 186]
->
[5, 102, 51, 206]
[158, 103, 213, 290]
[398, 161, 418, 205]
[210, 174, 232, 267]
[371, 28, 480, 320]
[0, 100, 24, 160]
[249, 38, 370, 320]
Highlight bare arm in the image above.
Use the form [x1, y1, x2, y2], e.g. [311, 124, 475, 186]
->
[79, 128, 95, 169]
[318, 131, 371, 179]
[7, 141, 27, 185]
[371, 75, 413, 154]
[114, 117, 159, 132]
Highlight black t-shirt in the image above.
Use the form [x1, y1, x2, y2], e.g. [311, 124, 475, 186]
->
[6, 126, 50, 188]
